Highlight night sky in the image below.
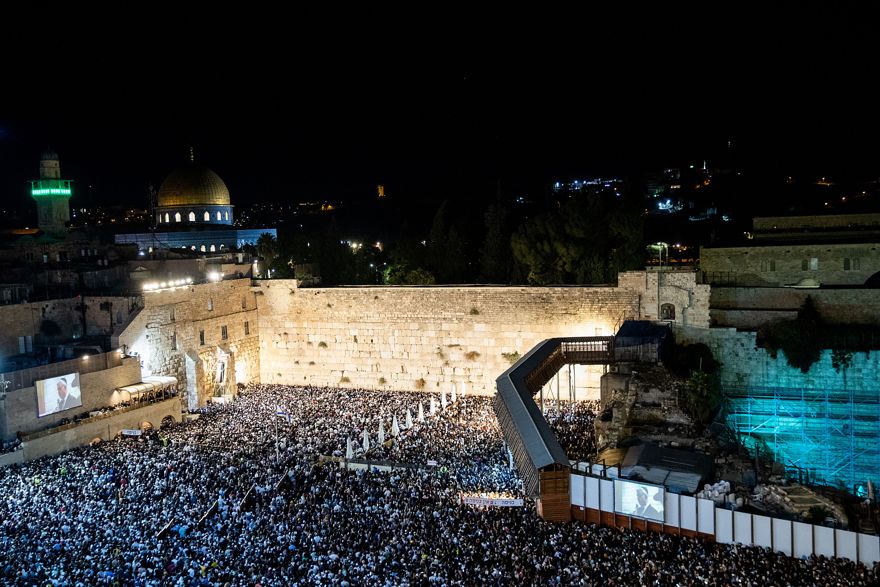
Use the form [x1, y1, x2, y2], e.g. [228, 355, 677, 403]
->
[2, 5, 878, 213]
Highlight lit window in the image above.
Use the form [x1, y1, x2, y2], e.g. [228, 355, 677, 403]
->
[175, 212, 181, 222]
[165, 213, 170, 223]
[208, 298, 214, 311]
[216, 211, 222, 221]
[204, 211, 210, 221]
[210, 244, 216, 252]
[200, 245, 206, 252]
[810, 258, 818, 271]
[189, 211, 196, 222]
[225, 211, 229, 221]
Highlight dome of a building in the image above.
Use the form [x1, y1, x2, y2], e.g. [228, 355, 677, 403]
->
[157, 164, 231, 207]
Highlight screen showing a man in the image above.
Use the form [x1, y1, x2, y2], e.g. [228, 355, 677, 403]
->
[614, 480, 665, 522]
[36, 372, 83, 417]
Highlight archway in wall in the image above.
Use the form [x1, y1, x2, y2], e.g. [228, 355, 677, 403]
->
[160, 415, 176, 429]
[864, 271, 880, 287]
[140, 421, 154, 432]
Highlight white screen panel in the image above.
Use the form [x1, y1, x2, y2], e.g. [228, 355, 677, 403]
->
[753, 515, 772, 549]
[858, 533, 880, 567]
[793, 522, 813, 559]
[814, 525, 834, 558]
[697, 498, 715, 534]
[715, 508, 733, 544]
[733, 511, 752, 545]
[599, 479, 614, 512]
[586, 476, 600, 510]
[680, 495, 697, 531]
[772, 518, 792, 556]
[663, 492, 679, 527]
[835, 530, 857, 563]
[570, 475, 585, 507]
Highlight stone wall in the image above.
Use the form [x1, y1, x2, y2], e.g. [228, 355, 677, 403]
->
[0, 357, 142, 441]
[617, 270, 711, 327]
[710, 287, 880, 327]
[672, 325, 880, 392]
[117, 279, 260, 409]
[256, 272, 707, 396]
[700, 243, 880, 287]
[0, 299, 81, 357]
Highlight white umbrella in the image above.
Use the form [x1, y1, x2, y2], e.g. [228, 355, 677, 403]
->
[451, 384, 457, 404]
[430, 396, 436, 416]
[405, 408, 413, 429]
[391, 415, 400, 437]
[346, 439, 354, 460]
[418, 402, 426, 422]
[441, 390, 447, 410]
[362, 429, 370, 452]
[460, 382, 466, 398]
[378, 420, 386, 445]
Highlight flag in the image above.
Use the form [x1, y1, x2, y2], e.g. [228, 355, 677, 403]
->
[378, 420, 385, 445]
[405, 408, 413, 429]
[391, 415, 400, 437]
[362, 429, 370, 452]
[418, 402, 425, 423]
[346, 439, 354, 460]
[275, 406, 291, 424]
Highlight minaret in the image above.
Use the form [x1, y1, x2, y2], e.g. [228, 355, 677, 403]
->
[30, 149, 72, 236]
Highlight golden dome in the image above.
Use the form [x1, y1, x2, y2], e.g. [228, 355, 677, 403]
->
[157, 164, 231, 207]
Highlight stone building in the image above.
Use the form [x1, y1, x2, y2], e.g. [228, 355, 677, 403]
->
[700, 213, 880, 287]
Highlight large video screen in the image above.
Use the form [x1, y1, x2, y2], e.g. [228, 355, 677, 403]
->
[614, 479, 665, 522]
[36, 372, 83, 417]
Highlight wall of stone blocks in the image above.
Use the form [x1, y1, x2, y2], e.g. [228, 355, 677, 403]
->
[118, 279, 260, 409]
[700, 243, 880, 287]
[0, 299, 81, 357]
[710, 287, 880, 326]
[671, 325, 880, 393]
[617, 270, 711, 327]
[0, 357, 142, 441]
[256, 281, 645, 395]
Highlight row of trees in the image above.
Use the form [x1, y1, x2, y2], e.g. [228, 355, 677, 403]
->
[252, 187, 646, 286]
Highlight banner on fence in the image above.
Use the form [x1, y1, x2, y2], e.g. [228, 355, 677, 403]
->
[461, 496, 524, 507]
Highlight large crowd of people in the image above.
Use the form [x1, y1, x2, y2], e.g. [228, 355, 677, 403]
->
[546, 400, 599, 462]
[0, 384, 875, 586]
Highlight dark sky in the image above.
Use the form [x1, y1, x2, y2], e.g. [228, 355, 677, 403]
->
[2, 4, 879, 211]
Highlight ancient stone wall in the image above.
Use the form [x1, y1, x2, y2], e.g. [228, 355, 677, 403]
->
[700, 243, 880, 287]
[710, 287, 880, 327]
[117, 279, 259, 408]
[255, 278, 679, 395]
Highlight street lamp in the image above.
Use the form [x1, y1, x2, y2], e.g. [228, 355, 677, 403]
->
[647, 242, 669, 269]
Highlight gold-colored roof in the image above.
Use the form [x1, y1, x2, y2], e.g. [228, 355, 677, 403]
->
[157, 164, 230, 207]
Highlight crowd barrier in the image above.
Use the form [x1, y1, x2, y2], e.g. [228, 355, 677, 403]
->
[570, 472, 880, 567]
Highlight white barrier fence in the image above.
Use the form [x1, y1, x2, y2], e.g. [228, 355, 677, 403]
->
[571, 473, 880, 567]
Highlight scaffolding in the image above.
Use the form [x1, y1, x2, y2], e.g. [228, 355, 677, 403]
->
[725, 382, 879, 495]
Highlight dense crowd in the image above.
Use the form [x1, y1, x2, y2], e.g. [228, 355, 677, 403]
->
[0, 384, 875, 586]
[546, 400, 599, 462]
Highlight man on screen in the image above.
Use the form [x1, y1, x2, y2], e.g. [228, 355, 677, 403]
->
[632, 486, 661, 519]
[55, 378, 79, 413]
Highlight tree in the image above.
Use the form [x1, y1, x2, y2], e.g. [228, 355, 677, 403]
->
[479, 203, 510, 283]
[256, 233, 279, 277]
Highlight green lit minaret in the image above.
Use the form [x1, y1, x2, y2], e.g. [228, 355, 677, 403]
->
[30, 149, 72, 235]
